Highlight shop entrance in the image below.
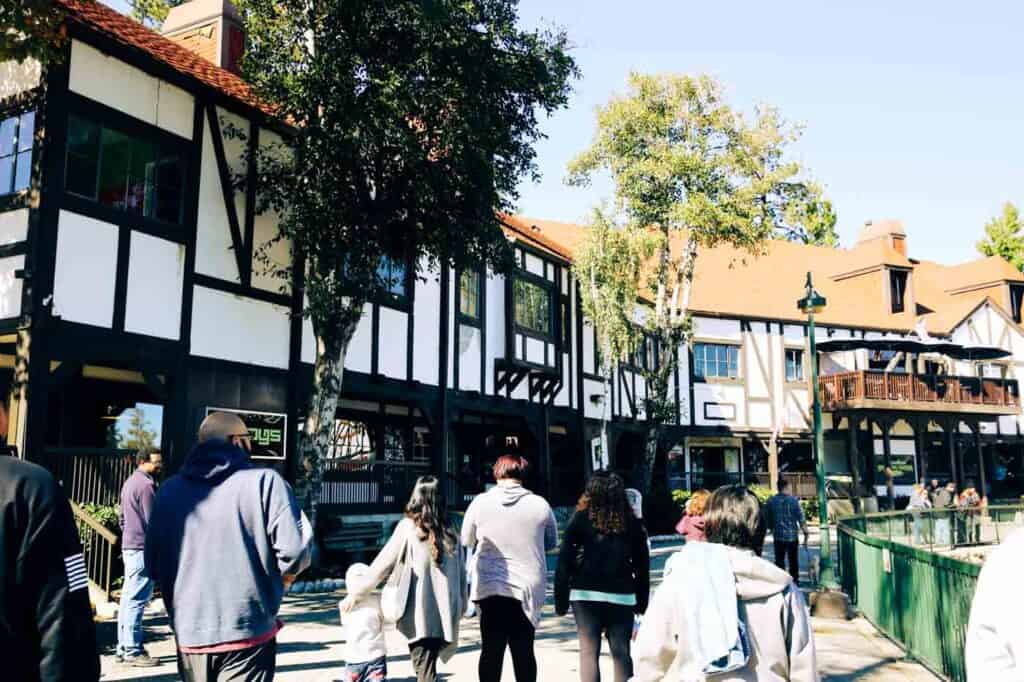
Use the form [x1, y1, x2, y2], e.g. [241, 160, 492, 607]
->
[449, 413, 538, 509]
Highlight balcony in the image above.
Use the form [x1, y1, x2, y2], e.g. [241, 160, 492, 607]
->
[819, 370, 1020, 415]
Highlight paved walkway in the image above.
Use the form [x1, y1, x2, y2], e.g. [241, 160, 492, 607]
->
[97, 536, 937, 681]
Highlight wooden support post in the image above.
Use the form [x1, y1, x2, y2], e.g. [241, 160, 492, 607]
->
[915, 418, 927, 486]
[947, 420, 959, 490]
[847, 415, 862, 512]
[768, 435, 779, 493]
[882, 418, 894, 510]
[976, 428, 987, 498]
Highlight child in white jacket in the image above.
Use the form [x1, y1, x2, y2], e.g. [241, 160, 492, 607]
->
[339, 563, 387, 682]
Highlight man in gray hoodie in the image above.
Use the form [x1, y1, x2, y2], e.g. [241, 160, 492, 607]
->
[146, 412, 311, 681]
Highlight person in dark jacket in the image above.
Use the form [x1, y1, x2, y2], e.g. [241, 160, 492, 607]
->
[146, 411, 311, 682]
[556, 470, 650, 682]
[0, 456, 100, 682]
[117, 446, 162, 666]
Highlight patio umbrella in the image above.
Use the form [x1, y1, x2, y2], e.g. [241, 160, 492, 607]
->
[943, 345, 1011, 361]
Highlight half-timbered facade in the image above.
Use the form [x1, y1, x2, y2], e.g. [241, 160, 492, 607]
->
[4, 0, 1024, 544]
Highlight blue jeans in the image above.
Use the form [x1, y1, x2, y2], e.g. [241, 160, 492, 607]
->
[117, 549, 153, 657]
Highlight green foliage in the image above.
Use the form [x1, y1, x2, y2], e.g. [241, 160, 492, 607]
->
[109, 408, 159, 451]
[234, 0, 577, 519]
[977, 202, 1024, 271]
[568, 73, 829, 493]
[127, 0, 186, 27]
[76, 502, 120, 551]
[801, 496, 819, 523]
[0, 0, 69, 64]
[748, 485, 773, 504]
[572, 209, 656, 374]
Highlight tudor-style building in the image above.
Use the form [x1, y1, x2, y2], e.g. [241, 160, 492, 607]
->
[2, 0, 1024, 556]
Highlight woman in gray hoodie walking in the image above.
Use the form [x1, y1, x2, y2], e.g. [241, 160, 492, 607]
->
[341, 476, 466, 682]
[461, 454, 558, 682]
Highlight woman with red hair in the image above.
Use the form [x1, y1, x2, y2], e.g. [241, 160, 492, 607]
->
[461, 454, 558, 682]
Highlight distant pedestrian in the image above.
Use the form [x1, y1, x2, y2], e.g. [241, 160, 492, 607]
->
[117, 447, 162, 667]
[907, 483, 931, 545]
[959, 481, 983, 545]
[763, 479, 808, 583]
[928, 478, 941, 505]
[338, 563, 386, 681]
[675, 489, 709, 543]
[146, 411, 311, 682]
[632, 485, 817, 680]
[341, 475, 465, 682]
[556, 471, 650, 682]
[967, 527, 1024, 677]
[0, 455, 100, 682]
[461, 454, 558, 682]
[933, 481, 956, 546]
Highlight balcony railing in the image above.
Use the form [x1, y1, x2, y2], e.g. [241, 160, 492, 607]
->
[819, 370, 1019, 414]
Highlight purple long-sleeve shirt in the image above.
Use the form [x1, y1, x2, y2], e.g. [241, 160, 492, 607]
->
[119, 469, 156, 551]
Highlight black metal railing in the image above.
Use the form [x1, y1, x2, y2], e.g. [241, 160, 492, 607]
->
[71, 502, 121, 603]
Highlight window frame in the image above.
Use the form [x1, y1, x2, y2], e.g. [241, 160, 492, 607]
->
[784, 347, 805, 383]
[692, 341, 741, 382]
[512, 272, 556, 342]
[889, 269, 909, 314]
[0, 108, 36, 198]
[61, 93, 192, 243]
[457, 268, 483, 326]
[374, 255, 413, 309]
[1010, 283, 1024, 324]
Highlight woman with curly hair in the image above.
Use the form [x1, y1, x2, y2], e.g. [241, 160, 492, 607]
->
[341, 475, 466, 682]
[556, 471, 650, 682]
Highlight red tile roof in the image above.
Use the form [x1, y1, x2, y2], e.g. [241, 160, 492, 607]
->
[57, 0, 274, 115]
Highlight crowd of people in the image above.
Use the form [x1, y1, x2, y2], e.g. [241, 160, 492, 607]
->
[9, 416, 1024, 681]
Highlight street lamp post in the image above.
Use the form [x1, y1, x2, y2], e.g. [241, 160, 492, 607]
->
[796, 272, 836, 589]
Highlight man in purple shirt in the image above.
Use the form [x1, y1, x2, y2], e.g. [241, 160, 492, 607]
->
[117, 447, 162, 667]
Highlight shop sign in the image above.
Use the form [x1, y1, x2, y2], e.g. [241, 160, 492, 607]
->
[206, 407, 287, 460]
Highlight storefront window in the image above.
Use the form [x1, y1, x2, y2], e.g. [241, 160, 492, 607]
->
[328, 419, 375, 469]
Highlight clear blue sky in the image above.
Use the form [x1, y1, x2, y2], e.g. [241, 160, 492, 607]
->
[104, 0, 1021, 263]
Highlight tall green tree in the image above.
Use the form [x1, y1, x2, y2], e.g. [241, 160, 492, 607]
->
[978, 202, 1024, 270]
[568, 73, 829, 494]
[127, 0, 185, 27]
[236, 0, 577, 523]
[0, 0, 69, 63]
[572, 209, 655, 466]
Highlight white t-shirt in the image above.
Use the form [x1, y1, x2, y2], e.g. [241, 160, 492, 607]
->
[339, 594, 386, 664]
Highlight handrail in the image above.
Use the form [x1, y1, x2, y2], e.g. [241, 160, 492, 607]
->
[70, 501, 119, 544]
[70, 501, 120, 602]
[820, 370, 1018, 408]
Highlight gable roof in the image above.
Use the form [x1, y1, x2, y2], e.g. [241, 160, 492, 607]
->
[57, 0, 273, 115]
[506, 215, 1024, 336]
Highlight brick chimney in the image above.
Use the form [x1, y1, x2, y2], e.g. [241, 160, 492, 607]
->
[856, 219, 907, 256]
[161, 0, 245, 75]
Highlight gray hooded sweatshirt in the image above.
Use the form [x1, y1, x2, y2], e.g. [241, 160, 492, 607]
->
[145, 440, 311, 648]
[631, 545, 818, 681]
[461, 483, 558, 628]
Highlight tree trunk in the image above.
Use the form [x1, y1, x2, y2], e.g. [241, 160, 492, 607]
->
[292, 311, 360, 531]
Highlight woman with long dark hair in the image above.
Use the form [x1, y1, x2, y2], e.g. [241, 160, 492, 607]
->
[341, 475, 466, 682]
[555, 470, 650, 682]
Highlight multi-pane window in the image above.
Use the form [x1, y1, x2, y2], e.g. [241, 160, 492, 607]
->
[693, 342, 739, 380]
[0, 110, 35, 195]
[459, 270, 480, 321]
[785, 348, 805, 382]
[65, 114, 185, 224]
[376, 256, 407, 299]
[514, 277, 551, 336]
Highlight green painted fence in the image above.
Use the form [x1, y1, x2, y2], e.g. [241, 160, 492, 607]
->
[835, 508, 1024, 682]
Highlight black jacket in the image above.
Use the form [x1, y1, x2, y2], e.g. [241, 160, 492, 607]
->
[555, 510, 650, 615]
[0, 457, 100, 682]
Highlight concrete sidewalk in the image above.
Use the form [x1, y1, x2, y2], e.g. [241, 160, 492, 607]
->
[98, 538, 937, 681]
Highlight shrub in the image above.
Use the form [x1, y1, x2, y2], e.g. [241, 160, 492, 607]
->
[76, 503, 120, 551]
[801, 497, 819, 523]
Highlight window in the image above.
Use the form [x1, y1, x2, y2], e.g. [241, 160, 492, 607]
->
[514, 277, 551, 336]
[459, 270, 481, 321]
[1011, 284, 1024, 323]
[0, 110, 34, 195]
[64, 114, 186, 224]
[890, 269, 908, 313]
[561, 297, 571, 348]
[785, 348, 805, 382]
[693, 342, 739, 380]
[376, 256, 407, 299]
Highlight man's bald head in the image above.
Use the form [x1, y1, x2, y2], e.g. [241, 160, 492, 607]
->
[199, 412, 249, 444]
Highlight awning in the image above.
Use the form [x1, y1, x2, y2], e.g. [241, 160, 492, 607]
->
[815, 338, 1010, 361]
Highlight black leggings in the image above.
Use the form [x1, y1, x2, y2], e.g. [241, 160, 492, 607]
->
[572, 601, 634, 682]
[478, 596, 536, 682]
